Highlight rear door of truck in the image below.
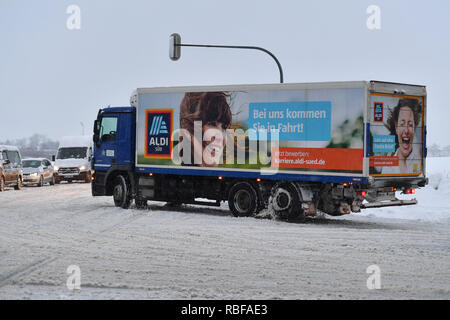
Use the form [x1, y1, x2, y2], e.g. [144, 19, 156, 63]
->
[367, 81, 427, 185]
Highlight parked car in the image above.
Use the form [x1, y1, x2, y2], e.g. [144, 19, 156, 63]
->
[0, 145, 23, 191]
[22, 158, 55, 187]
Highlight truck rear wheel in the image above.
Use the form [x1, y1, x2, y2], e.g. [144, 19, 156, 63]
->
[228, 182, 258, 217]
[269, 182, 304, 221]
[113, 175, 131, 209]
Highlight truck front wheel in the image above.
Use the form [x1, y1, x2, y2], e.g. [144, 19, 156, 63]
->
[113, 175, 131, 209]
[228, 182, 258, 217]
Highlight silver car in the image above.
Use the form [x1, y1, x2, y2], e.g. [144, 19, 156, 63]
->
[22, 158, 55, 187]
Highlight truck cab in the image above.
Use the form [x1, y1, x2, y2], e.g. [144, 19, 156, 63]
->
[91, 107, 136, 198]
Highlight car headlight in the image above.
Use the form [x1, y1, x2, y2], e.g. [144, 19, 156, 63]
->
[79, 165, 86, 171]
[30, 172, 38, 177]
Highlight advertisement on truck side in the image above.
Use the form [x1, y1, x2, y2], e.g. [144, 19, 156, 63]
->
[136, 87, 366, 175]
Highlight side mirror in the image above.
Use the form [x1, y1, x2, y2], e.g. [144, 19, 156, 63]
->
[51, 155, 55, 162]
[93, 120, 101, 146]
[3, 159, 10, 165]
[93, 120, 100, 135]
[169, 33, 181, 61]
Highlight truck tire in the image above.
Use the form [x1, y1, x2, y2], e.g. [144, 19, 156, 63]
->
[14, 177, 22, 190]
[228, 182, 258, 217]
[113, 175, 131, 209]
[0, 177, 5, 192]
[269, 182, 304, 221]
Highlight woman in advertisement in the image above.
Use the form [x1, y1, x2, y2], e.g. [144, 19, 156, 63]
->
[382, 98, 422, 174]
[179, 92, 232, 167]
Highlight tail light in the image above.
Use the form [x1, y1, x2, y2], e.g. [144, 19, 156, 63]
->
[405, 188, 415, 194]
[357, 191, 367, 197]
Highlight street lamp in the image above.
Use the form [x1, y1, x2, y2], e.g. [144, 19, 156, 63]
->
[169, 33, 284, 83]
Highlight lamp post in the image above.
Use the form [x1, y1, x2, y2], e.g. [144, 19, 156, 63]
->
[169, 33, 284, 83]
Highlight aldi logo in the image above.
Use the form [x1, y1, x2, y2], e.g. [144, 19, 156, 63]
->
[149, 116, 169, 135]
[145, 109, 173, 158]
[374, 102, 384, 122]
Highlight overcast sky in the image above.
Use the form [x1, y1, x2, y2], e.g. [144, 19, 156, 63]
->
[1, 0, 449, 145]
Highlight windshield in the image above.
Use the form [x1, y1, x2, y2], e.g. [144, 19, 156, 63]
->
[23, 160, 41, 168]
[57, 147, 88, 159]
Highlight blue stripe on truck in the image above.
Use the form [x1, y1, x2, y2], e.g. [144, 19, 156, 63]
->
[136, 166, 367, 184]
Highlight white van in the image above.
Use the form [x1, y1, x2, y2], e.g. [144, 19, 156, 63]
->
[53, 136, 93, 183]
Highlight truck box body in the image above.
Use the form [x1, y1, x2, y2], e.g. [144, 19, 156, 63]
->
[130, 81, 426, 184]
[92, 81, 427, 217]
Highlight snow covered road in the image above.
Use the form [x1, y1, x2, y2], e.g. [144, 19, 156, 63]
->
[1, 160, 449, 299]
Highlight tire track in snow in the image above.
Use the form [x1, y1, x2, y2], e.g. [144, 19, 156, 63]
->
[0, 257, 58, 288]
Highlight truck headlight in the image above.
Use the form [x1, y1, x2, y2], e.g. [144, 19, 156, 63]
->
[79, 165, 86, 171]
[54, 166, 59, 172]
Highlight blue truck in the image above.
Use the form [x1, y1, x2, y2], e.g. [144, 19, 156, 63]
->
[91, 81, 427, 220]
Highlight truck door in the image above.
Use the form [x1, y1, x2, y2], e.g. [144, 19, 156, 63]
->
[368, 93, 425, 177]
[94, 111, 134, 171]
[94, 115, 119, 171]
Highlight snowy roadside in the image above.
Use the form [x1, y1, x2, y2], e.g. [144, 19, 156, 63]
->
[0, 158, 449, 300]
